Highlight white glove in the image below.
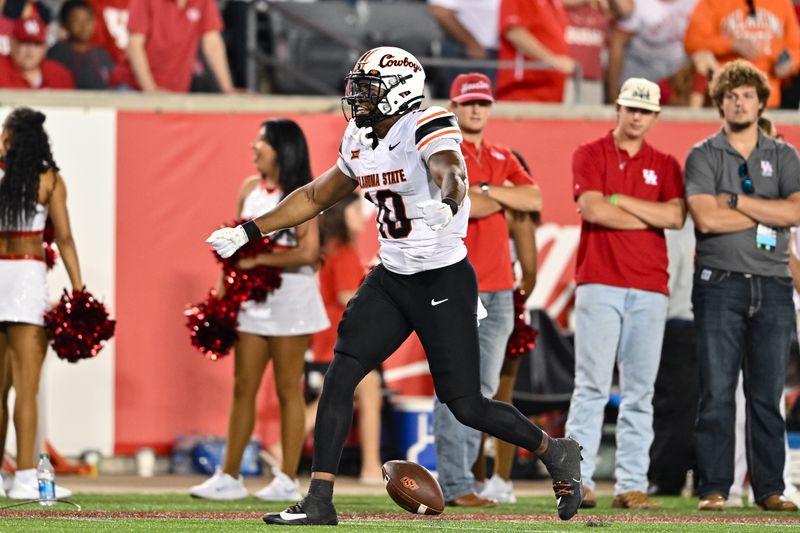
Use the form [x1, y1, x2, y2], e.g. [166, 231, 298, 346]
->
[416, 200, 454, 231]
[347, 119, 375, 149]
[205, 225, 248, 259]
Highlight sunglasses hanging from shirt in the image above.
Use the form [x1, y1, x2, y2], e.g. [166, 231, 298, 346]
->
[738, 162, 755, 194]
[736, 161, 777, 252]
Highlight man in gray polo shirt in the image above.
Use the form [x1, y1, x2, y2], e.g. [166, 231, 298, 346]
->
[685, 59, 800, 513]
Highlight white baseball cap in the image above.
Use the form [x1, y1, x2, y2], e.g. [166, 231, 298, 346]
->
[617, 78, 661, 112]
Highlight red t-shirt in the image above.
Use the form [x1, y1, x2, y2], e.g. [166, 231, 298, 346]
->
[0, 55, 75, 88]
[565, 5, 609, 81]
[497, 0, 570, 102]
[112, 0, 221, 92]
[572, 132, 683, 294]
[311, 242, 365, 364]
[461, 139, 535, 292]
[88, 0, 129, 64]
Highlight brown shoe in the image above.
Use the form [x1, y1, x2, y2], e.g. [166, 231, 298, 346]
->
[446, 492, 496, 508]
[757, 495, 799, 512]
[612, 491, 662, 509]
[698, 493, 725, 511]
[580, 487, 597, 508]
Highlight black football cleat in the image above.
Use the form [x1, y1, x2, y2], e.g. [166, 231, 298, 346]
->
[541, 437, 584, 520]
[262, 495, 339, 526]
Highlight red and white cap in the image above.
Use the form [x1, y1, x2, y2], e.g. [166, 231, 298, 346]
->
[449, 73, 495, 104]
[13, 17, 46, 45]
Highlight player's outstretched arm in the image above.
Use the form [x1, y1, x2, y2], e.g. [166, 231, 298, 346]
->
[207, 165, 356, 258]
[252, 165, 357, 235]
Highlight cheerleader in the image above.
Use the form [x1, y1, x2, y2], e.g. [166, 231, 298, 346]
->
[190, 119, 328, 501]
[0, 107, 81, 499]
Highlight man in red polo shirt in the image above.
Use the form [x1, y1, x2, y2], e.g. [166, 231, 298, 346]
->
[0, 17, 74, 88]
[565, 77, 685, 510]
[111, 0, 232, 92]
[432, 72, 542, 508]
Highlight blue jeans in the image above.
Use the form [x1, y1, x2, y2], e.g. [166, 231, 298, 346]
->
[692, 267, 794, 502]
[433, 290, 514, 500]
[565, 284, 667, 494]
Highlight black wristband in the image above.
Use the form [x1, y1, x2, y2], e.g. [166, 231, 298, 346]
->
[442, 198, 459, 216]
[241, 219, 262, 242]
[728, 193, 738, 209]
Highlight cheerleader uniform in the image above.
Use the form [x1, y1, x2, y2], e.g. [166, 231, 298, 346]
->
[236, 181, 329, 336]
[0, 203, 49, 326]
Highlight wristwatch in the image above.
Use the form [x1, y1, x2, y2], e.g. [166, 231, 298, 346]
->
[728, 193, 739, 209]
[479, 182, 490, 195]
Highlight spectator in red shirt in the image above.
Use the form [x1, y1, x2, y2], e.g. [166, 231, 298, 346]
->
[433, 73, 542, 507]
[112, 0, 232, 92]
[566, 78, 685, 510]
[86, 0, 128, 64]
[0, 0, 52, 57]
[0, 17, 74, 89]
[497, 0, 577, 102]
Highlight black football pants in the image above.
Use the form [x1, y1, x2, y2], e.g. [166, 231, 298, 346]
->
[311, 258, 545, 474]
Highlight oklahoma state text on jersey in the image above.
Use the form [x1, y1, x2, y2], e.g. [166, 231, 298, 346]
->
[336, 106, 471, 275]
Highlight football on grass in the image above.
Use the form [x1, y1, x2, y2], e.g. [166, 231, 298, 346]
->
[382, 460, 444, 515]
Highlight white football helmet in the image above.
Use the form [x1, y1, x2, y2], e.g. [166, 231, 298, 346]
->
[342, 46, 426, 128]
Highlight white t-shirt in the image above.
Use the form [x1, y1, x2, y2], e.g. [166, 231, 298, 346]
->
[428, 0, 500, 50]
[617, 0, 699, 82]
[337, 107, 470, 275]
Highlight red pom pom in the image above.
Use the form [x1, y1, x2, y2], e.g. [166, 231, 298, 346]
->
[43, 217, 58, 270]
[184, 291, 239, 361]
[505, 289, 538, 360]
[190, 219, 285, 362]
[43, 288, 116, 363]
[223, 265, 283, 304]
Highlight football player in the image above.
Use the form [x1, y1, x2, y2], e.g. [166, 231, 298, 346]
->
[206, 46, 584, 525]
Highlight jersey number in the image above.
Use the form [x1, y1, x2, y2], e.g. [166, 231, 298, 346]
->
[366, 190, 411, 239]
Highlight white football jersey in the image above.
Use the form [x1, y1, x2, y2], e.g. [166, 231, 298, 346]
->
[336, 107, 470, 275]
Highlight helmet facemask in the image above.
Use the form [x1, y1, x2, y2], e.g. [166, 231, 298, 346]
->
[342, 71, 421, 128]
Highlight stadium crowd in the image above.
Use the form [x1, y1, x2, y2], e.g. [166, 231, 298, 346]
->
[1, 0, 800, 522]
[0, 0, 798, 109]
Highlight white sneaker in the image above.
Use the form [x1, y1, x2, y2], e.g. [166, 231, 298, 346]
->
[725, 494, 744, 508]
[785, 488, 800, 508]
[189, 467, 248, 500]
[478, 474, 516, 504]
[254, 469, 302, 501]
[7, 468, 72, 500]
[1, 470, 12, 494]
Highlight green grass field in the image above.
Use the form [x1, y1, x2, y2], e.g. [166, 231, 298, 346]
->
[2, 494, 800, 532]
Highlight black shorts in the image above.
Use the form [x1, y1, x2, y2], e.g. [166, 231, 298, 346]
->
[333, 257, 481, 403]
